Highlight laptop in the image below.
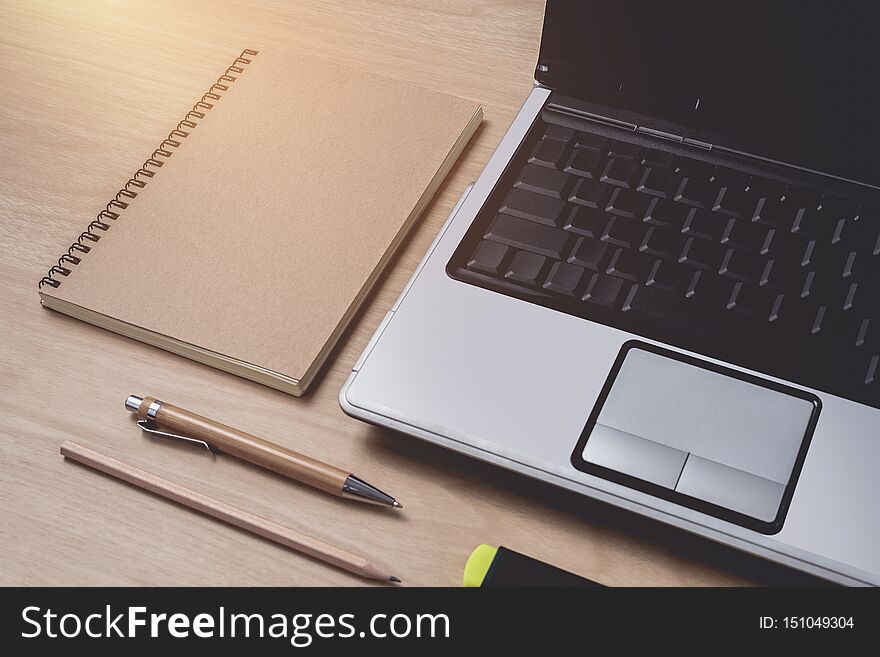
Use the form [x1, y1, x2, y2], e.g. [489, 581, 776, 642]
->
[341, 0, 880, 585]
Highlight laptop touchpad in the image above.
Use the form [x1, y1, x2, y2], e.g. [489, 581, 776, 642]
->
[570, 343, 820, 533]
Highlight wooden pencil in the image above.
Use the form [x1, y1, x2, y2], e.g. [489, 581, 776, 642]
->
[59, 441, 399, 583]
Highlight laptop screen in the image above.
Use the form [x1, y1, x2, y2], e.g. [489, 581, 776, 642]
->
[537, 0, 880, 188]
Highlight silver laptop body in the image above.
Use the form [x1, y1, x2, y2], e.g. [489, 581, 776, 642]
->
[341, 4, 880, 585]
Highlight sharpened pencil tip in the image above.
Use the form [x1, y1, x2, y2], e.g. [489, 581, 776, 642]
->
[389, 576, 401, 583]
[392, 500, 403, 509]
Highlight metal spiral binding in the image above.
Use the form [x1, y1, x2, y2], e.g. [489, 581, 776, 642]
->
[39, 49, 259, 289]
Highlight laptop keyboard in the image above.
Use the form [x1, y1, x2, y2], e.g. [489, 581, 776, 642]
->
[448, 119, 880, 410]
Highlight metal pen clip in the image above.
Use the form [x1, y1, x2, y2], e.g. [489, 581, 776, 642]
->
[136, 419, 217, 455]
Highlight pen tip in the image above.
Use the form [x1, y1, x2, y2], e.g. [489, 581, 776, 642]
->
[389, 576, 401, 583]
[392, 500, 403, 509]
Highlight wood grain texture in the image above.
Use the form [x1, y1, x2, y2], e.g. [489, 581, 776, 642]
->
[0, 0, 821, 586]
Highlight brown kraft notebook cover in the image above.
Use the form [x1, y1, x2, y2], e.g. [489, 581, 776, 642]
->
[38, 48, 482, 395]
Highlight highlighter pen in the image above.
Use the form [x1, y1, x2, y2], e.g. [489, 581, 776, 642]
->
[463, 544, 603, 587]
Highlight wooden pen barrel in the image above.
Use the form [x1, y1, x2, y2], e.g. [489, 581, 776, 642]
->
[137, 397, 348, 495]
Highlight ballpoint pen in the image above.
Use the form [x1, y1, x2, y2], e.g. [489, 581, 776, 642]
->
[124, 395, 402, 509]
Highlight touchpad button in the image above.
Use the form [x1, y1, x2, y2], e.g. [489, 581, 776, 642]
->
[573, 344, 820, 532]
[675, 455, 785, 522]
[583, 424, 687, 489]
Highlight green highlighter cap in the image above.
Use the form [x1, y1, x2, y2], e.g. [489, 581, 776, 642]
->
[463, 544, 498, 587]
[463, 544, 602, 587]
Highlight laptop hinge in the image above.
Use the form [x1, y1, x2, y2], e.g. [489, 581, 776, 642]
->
[683, 137, 713, 151]
[549, 96, 878, 189]
[635, 126, 683, 144]
[546, 102, 637, 132]
[548, 102, 716, 151]
[636, 125, 713, 151]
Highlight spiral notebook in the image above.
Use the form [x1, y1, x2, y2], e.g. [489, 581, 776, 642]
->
[37, 48, 481, 395]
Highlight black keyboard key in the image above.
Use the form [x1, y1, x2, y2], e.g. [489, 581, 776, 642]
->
[468, 240, 509, 275]
[807, 245, 849, 280]
[820, 195, 859, 221]
[644, 198, 689, 230]
[528, 139, 567, 168]
[763, 293, 789, 325]
[759, 228, 796, 260]
[747, 177, 785, 201]
[675, 176, 720, 208]
[640, 226, 683, 259]
[679, 237, 723, 270]
[806, 249, 843, 284]
[833, 216, 879, 248]
[514, 163, 570, 198]
[788, 187, 822, 210]
[791, 207, 835, 240]
[783, 186, 822, 210]
[600, 157, 640, 188]
[800, 240, 823, 268]
[713, 186, 757, 219]
[800, 270, 818, 300]
[569, 178, 610, 208]
[719, 248, 765, 282]
[622, 284, 725, 335]
[686, 270, 733, 305]
[675, 158, 715, 177]
[800, 251, 833, 284]
[865, 355, 880, 385]
[563, 206, 607, 238]
[810, 304, 845, 337]
[583, 273, 626, 307]
[767, 294, 786, 323]
[569, 237, 609, 271]
[543, 261, 584, 296]
[720, 218, 767, 251]
[842, 250, 860, 279]
[758, 228, 778, 256]
[636, 167, 678, 198]
[646, 260, 688, 293]
[856, 205, 876, 224]
[607, 140, 643, 160]
[713, 167, 750, 190]
[575, 131, 609, 151]
[682, 209, 726, 241]
[830, 218, 847, 246]
[641, 149, 677, 168]
[500, 189, 567, 227]
[606, 248, 653, 282]
[606, 188, 649, 219]
[823, 294, 861, 338]
[544, 124, 575, 142]
[812, 276, 856, 308]
[602, 216, 642, 248]
[759, 259, 803, 294]
[564, 148, 604, 178]
[752, 197, 797, 230]
[726, 281, 776, 317]
[486, 214, 571, 258]
[842, 282, 860, 312]
[855, 318, 874, 348]
[505, 251, 546, 286]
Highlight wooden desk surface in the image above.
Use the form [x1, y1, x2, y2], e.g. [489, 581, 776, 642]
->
[0, 0, 819, 586]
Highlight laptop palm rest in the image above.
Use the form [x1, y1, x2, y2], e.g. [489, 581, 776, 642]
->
[570, 342, 820, 534]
